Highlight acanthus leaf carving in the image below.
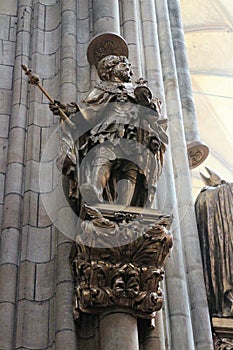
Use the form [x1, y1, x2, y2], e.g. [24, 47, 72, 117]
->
[70, 207, 173, 320]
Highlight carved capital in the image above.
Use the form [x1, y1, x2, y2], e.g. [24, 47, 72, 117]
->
[70, 205, 173, 320]
[214, 336, 233, 350]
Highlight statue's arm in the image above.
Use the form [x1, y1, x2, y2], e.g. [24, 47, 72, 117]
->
[49, 100, 79, 117]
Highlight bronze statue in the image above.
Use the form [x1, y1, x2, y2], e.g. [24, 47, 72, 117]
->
[21, 33, 173, 324]
[195, 167, 233, 318]
[49, 34, 168, 208]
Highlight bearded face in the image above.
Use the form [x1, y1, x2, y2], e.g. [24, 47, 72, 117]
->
[112, 60, 133, 82]
[97, 55, 134, 83]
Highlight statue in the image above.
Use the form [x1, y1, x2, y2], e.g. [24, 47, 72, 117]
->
[22, 33, 173, 323]
[195, 167, 233, 318]
[49, 34, 168, 209]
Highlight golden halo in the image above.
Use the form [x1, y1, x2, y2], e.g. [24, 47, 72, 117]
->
[87, 32, 129, 68]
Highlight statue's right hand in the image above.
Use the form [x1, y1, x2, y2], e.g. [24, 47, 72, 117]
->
[49, 100, 66, 115]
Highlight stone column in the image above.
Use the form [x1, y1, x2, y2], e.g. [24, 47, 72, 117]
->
[140, 0, 163, 94]
[55, 1, 78, 349]
[156, 0, 213, 348]
[121, 0, 143, 79]
[142, 311, 166, 350]
[140, 1, 196, 348]
[90, 0, 121, 85]
[167, 0, 209, 168]
[15, 0, 58, 348]
[60, 0, 77, 102]
[99, 309, 139, 350]
[93, 0, 120, 35]
[77, 0, 91, 100]
[0, 1, 32, 349]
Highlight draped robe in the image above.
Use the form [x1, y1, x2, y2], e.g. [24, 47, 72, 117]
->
[195, 182, 233, 317]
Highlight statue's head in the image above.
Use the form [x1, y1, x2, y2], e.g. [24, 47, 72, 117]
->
[97, 55, 133, 83]
[200, 167, 225, 187]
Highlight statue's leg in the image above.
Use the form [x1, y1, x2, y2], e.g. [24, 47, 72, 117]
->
[91, 160, 112, 201]
[80, 146, 114, 204]
[115, 162, 138, 206]
[115, 178, 136, 206]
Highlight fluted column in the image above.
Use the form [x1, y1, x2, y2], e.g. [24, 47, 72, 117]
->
[55, 1, 78, 349]
[60, 0, 77, 102]
[15, 0, 58, 348]
[158, 153, 196, 349]
[156, 0, 213, 348]
[139, 1, 196, 348]
[77, 0, 91, 100]
[121, 0, 143, 79]
[167, 0, 209, 168]
[93, 0, 120, 35]
[0, 2, 32, 349]
[140, 0, 163, 94]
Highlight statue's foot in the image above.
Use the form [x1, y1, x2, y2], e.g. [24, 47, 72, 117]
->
[80, 183, 103, 205]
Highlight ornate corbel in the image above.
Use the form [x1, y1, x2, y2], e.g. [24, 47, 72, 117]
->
[70, 205, 173, 321]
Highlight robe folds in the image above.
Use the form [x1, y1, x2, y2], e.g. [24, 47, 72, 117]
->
[195, 183, 233, 317]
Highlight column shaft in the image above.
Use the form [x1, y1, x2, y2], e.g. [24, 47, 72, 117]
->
[167, 0, 209, 168]
[140, 0, 163, 94]
[55, 1, 78, 349]
[121, 0, 143, 78]
[140, 0, 196, 348]
[100, 309, 139, 350]
[167, 0, 199, 144]
[15, 0, 58, 348]
[156, 0, 213, 348]
[61, 0, 77, 102]
[143, 311, 166, 350]
[0, 2, 33, 349]
[93, 0, 120, 35]
[77, 0, 91, 100]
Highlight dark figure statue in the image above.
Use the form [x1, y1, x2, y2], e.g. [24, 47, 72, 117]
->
[47, 34, 173, 325]
[195, 167, 233, 318]
[50, 34, 168, 208]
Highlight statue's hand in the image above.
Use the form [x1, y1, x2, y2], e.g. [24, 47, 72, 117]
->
[49, 100, 66, 115]
[49, 100, 79, 117]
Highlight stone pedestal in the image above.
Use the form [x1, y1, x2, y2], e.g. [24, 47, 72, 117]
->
[213, 318, 233, 349]
[70, 204, 173, 349]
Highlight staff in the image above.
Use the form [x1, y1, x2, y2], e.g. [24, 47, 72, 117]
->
[21, 64, 75, 129]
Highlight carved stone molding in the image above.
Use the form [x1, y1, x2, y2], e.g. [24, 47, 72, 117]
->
[214, 337, 233, 350]
[70, 205, 173, 320]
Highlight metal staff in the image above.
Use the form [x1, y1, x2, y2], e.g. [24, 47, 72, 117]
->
[21, 64, 75, 128]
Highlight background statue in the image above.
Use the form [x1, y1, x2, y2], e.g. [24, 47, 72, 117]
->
[50, 34, 168, 208]
[195, 167, 233, 318]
